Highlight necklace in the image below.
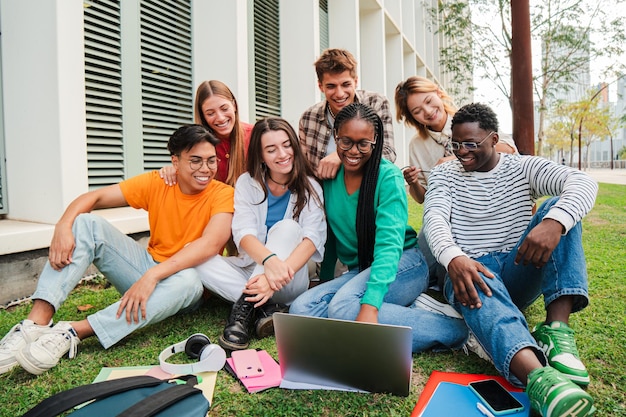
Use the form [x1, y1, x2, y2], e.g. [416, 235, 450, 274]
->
[327, 103, 336, 119]
[267, 173, 288, 190]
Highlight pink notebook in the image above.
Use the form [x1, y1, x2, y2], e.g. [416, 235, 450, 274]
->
[225, 350, 282, 393]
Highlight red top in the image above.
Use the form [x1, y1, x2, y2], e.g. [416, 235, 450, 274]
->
[214, 122, 253, 183]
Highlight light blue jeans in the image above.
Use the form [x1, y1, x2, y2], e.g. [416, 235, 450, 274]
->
[289, 247, 469, 353]
[443, 197, 590, 386]
[32, 214, 204, 349]
[197, 219, 310, 305]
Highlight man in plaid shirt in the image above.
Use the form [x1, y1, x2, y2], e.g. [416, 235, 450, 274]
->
[299, 48, 396, 179]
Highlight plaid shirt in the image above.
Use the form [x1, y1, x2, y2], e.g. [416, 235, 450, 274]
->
[298, 90, 396, 173]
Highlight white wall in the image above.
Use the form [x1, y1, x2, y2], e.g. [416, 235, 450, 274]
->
[1, 0, 88, 223]
[192, 0, 251, 122]
[0, 0, 451, 254]
[279, 0, 321, 130]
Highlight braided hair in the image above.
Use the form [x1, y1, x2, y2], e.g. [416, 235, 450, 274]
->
[333, 103, 384, 271]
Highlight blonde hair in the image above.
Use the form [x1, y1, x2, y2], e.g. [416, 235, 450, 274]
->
[194, 80, 246, 186]
[394, 76, 456, 139]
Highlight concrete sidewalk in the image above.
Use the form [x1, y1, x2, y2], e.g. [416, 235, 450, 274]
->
[584, 168, 626, 185]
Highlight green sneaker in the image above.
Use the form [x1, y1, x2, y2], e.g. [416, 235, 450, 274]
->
[527, 367, 595, 417]
[532, 321, 590, 386]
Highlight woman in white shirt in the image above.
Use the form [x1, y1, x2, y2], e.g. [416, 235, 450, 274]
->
[196, 117, 326, 351]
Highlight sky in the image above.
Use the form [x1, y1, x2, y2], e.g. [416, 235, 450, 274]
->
[470, 1, 626, 134]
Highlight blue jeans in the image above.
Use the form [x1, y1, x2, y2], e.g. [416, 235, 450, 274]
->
[32, 214, 204, 348]
[418, 227, 447, 289]
[290, 247, 468, 353]
[443, 197, 590, 385]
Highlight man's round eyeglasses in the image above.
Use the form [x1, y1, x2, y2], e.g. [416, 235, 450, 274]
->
[451, 131, 495, 152]
[187, 157, 220, 170]
[335, 137, 376, 154]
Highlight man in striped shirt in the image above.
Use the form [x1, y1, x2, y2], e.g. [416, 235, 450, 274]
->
[423, 103, 597, 417]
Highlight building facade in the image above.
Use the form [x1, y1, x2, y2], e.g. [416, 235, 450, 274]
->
[0, 0, 459, 303]
[588, 77, 626, 166]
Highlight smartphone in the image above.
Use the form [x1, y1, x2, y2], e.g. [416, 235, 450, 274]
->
[231, 349, 265, 379]
[469, 379, 525, 415]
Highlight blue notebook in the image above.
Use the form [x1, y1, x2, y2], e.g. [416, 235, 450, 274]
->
[418, 382, 530, 417]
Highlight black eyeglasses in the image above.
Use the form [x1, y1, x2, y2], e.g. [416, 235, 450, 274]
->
[450, 131, 495, 152]
[335, 137, 376, 154]
[187, 156, 220, 170]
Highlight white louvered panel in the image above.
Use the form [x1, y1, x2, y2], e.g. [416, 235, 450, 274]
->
[254, 0, 281, 119]
[140, 0, 193, 170]
[320, 0, 329, 53]
[84, 0, 124, 189]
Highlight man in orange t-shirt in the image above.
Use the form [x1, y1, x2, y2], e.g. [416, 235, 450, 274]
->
[0, 125, 234, 376]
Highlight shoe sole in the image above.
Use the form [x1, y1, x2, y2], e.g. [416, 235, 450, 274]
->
[550, 397, 596, 417]
[255, 317, 274, 339]
[561, 372, 590, 387]
[545, 361, 590, 387]
[14, 350, 49, 375]
[0, 361, 19, 374]
[218, 335, 249, 351]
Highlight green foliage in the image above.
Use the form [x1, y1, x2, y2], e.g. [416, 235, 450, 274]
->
[618, 146, 626, 159]
[545, 88, 624, 164]
[434, 0, 626, 156]
[1, 184, 625, 416]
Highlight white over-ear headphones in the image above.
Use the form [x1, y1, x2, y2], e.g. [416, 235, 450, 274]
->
[159, 333, 226, 375]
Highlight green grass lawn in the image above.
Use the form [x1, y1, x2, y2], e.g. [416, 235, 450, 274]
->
[1, 183, 624, 416]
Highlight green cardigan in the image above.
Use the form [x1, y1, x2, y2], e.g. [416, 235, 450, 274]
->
[323, 159, 418, 309]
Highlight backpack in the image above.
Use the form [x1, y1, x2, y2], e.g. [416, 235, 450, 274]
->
[22, 375, 210, 417]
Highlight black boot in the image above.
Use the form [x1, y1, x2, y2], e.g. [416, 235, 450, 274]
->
[219, 294, 256, 351]
[255, 302, 289, 339]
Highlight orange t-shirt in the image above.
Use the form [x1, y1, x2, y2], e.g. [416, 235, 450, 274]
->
[119, 171, 234, 262]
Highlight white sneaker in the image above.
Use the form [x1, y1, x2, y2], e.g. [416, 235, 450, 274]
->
[15, 321, 80, 375]
[463, 332, 493, 363]
[0, 319, 52, 374]
[411, 293, 462, 319]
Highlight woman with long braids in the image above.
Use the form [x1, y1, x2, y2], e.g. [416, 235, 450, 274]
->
[289, 103, 469, 353]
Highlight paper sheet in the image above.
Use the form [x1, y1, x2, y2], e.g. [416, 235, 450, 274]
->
[93, 365, 217, 403]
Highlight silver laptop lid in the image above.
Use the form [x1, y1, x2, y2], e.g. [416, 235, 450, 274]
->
[274, 313, 412, 396]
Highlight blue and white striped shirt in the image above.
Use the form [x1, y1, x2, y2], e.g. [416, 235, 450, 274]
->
[423, 154, 598, 269]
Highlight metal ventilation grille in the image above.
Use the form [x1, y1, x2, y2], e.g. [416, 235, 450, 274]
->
[84, 0, 124, 188]
[140, 0, 193, 171]
[254, 0, 281, 119]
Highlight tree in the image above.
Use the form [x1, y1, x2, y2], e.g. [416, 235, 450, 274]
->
[545, 90, 623, 167]
[545, 99, 585, 165]
[543, 116, 573, 163]
[579, 104, 612, 169]
[433, 0, 626, 156]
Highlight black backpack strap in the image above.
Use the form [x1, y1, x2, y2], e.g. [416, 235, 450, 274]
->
[22, 376, 163, 417]
[117, 383, 204, 417]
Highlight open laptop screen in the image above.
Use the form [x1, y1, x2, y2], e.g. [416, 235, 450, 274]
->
[274, 313, 413, 396]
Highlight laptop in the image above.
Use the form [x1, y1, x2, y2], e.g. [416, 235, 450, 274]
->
[273, 312, 413, 396]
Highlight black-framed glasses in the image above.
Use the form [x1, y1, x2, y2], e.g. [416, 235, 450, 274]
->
[450, 131, 495, 152]
[335, 137, 376, 154]
[187, 156, 220, 170]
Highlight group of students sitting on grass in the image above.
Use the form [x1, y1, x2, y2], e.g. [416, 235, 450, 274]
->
[0, 49, 598, 417]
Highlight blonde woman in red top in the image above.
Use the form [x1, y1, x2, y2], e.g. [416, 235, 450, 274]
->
[161, 80, 253, 186]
